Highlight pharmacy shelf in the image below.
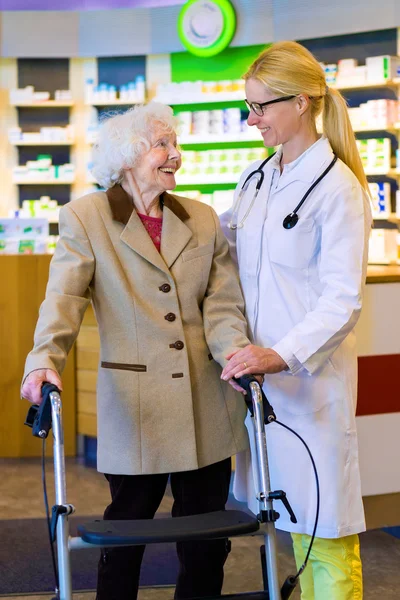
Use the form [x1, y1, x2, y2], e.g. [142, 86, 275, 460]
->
[332, 78, 400, 91]
[179, 133, 262, 144]
[157, 82, 400, 104]
[374, 213, 400, 223]
[10, 100, 74, 107]
[352, 126, 399, 133]
[86, 100, 141, 106]
[13, 178, 75, 184]
[85, 134, 263, 148]
[10, 140, 74, 146]
[365, 169, 399, 177]
[154, 94, 245, 106]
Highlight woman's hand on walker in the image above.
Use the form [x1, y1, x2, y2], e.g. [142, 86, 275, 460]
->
[21, 369, 63, 405]
[221, 345, 288, 382]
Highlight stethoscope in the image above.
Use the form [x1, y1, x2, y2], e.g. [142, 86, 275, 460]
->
[228, 152, 338, 230]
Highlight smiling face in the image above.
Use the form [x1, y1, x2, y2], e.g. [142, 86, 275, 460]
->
[131, 123, 182, 196]
[245, 77, 304, 148]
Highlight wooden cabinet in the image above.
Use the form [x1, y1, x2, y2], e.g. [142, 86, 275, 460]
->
[76, 304, 99, 438]
[0, 254, 76, 457]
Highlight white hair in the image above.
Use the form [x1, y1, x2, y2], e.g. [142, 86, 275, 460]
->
[91, 102, 178, 189]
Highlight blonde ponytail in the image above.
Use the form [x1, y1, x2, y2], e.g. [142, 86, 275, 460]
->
[244, 41, 370, 194]
[323, 87, 369, 193]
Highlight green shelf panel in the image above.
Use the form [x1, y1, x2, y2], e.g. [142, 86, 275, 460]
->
[180, 140, 265, 150]
[170, 44, 269, 83]
[172, 100, 246, 112]
[175, 183, 236, 192]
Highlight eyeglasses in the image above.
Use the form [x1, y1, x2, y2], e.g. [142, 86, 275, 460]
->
[244, 95, 296, 116]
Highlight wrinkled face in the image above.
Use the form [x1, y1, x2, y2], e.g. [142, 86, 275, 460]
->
[132, 123, 182, 194]
[245, 78, 302, 147]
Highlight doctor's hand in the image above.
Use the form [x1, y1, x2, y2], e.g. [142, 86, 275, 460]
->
[221, 345, 288, 382]
[21, 369, 62, 406]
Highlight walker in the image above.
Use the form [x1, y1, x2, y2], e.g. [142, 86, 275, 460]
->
[25, 375, 319, 600]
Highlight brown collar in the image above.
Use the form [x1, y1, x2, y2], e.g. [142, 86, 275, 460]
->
[106, 185, 190, 225]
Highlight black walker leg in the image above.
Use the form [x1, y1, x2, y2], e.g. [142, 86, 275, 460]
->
[260, 545, 269, 594]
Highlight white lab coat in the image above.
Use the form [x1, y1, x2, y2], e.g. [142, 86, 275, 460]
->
[221, 136, 372, 538]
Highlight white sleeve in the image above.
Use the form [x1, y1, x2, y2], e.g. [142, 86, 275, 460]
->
[272, 184, 372, 375]
[219, 165, 257, 267]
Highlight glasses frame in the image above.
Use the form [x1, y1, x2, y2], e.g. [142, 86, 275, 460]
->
[244, 95, 296, 116]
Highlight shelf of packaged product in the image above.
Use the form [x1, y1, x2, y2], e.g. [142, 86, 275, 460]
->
[158, 81, 400, 105]
[85, 100, 141, 106]
[10, 100, 74, 107]
[331, 78, 400, 91]
[181, 142, 265, 151]
[176, 175, 242, 186]
[353, 126, 399, 134]
[365, 170, 399, 178]
[154, 93, 245, 106]
[10, 141, 74, 146]
[85, 137, 264, 149]
[12, 178, 75, 185]
[179, 133, 263, 145]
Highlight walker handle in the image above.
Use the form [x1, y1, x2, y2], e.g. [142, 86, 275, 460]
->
[24, 383, 61, 439]
[234, 374, 276, 424]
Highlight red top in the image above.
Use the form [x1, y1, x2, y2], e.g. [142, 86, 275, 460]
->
[137, 213, 163, 252]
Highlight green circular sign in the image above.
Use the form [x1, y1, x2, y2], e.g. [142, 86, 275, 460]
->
[178, 0, 236, 58]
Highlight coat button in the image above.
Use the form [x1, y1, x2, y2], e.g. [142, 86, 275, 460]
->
[165, 313, 176, 322]
[174, 341, 184, 350]
[159, 284, 171, 293]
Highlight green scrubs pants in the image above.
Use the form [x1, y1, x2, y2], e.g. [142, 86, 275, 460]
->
[291, 533, 363, 599]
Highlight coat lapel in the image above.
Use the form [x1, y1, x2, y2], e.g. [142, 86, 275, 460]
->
[161, 192, 192, 269]
[106, 186, 192, 273]
[107, 185, 168, 274]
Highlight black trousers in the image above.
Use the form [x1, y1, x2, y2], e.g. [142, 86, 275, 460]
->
[96, 457, 232, 600]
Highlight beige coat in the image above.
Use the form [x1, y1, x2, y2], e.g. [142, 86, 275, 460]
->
[24, 186, 250, 475]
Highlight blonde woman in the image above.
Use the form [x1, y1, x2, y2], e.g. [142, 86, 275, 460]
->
[221, 42, 372, 599]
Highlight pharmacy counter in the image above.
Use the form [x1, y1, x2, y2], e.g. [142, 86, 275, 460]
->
[366, 265, 400, 283]
[355, 266, 400, 513]
[0, 254, 76, 458]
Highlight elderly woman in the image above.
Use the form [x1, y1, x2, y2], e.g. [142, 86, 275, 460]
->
[21, 102, 251, 600]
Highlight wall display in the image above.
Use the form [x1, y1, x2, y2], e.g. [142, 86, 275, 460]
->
[1, 34, 400, 262]
[177, 0, 236, 57]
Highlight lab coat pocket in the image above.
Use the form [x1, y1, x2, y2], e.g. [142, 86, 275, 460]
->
[269, 362, 337, 416]
[268, 217, 317, 269]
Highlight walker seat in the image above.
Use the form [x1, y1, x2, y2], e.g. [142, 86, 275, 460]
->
[78, 509, 259, 546]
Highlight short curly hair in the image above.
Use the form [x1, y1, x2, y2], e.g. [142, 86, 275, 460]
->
[91, 102, 178, 189]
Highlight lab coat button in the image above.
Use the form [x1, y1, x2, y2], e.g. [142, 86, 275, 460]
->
[174, 341, 184, 350]
[165, 313, 176, 322]
[159, 284, 171, 293]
